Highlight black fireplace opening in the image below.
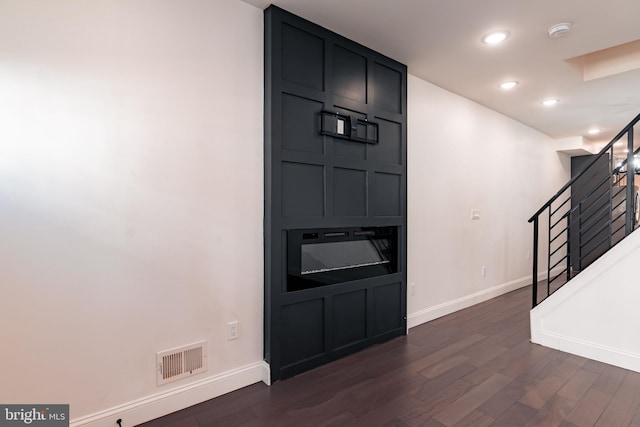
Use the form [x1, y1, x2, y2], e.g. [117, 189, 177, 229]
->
[287, 226, 398, 292]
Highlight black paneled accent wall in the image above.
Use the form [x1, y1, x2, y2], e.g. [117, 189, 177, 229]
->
[264, 6, 407, 382]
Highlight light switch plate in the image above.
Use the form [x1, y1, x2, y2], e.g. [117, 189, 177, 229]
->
[471, 209, 480, 220]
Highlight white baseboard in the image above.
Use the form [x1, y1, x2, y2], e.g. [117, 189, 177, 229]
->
[70, 361, 270, 427]
[407, 275, 531, 329]
[531, 328, 640, 374]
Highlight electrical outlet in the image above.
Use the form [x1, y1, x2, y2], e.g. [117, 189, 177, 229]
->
[227, 321, 239, 341]
[481, 266, 486, 277]
[409, 283, 416, 296]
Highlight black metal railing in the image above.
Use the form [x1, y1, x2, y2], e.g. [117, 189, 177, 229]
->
[529, 114, 640, 308]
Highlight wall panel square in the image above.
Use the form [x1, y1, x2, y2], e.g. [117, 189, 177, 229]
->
[374, 62, 402, 114]
[333, 45, 367, 103]
[282, 299, 325, 366]
[373, 118, 402, 165]
[373, 283, 402, 336]
[373, 172, 401, 216]
[282, 162, 324, 217]
[282, 23, 324, 90]
[333, 167, 367, 216]
[282, 94, 324, 153]
[333, 290, 367, 349]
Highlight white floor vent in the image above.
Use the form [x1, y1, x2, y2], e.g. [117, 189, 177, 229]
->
[156, 341, 208, 386]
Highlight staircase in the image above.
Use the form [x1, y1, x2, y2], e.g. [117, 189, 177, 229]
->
[528, 113, 640, 308]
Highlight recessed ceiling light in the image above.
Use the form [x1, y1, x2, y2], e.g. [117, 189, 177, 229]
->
[587, 128, 600, 135]
[542, 99, 559, 106]
[499, 81, 518, 90]
[482, 30, 510, 45]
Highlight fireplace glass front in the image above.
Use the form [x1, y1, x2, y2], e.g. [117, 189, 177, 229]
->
[287, 227, 397, 292]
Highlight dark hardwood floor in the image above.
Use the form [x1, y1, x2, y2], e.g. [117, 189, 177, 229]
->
[140, 286, 640, 427]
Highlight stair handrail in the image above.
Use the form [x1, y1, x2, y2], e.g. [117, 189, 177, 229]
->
[529, 113, 640, 308]
[529, 113, 640, 224]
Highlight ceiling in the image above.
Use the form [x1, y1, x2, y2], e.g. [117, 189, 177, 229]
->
[242, 0, 640, 145]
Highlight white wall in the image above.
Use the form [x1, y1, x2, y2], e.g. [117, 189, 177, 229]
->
[0, 1, 573, 424]
[531, 228, 640, 372]
[407, 75, 571, 326]
[0, 1, 264, 425]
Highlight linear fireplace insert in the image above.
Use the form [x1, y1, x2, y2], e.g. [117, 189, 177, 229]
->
[287, 226, 398, 292]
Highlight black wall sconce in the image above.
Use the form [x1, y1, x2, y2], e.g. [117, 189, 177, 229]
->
[320, 110, 378, 144]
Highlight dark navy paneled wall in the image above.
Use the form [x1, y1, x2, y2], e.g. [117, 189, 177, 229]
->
[264, 6, 408, 381]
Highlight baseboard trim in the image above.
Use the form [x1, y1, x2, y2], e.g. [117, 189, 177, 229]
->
[407, 275, 530, 329]
[532, 328, 640, 373]
[70, 361, 270, 427]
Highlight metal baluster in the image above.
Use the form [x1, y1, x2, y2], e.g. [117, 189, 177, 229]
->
[626, 127, 635, 236]
[566, 213, 571, 282]
[578, 201, 583, 271]
[532, 216, 539, 308]
[609, 146, 614, 250]
[547, 207, 552, 299]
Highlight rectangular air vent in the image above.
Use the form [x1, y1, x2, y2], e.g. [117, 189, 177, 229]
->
[156, 341, 207, 386]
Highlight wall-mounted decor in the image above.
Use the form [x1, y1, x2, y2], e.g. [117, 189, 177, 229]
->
[320, 110, 379, 144]
[264, 5, 407, 382]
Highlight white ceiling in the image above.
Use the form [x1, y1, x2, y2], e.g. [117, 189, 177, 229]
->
[243, 0, 640, 144]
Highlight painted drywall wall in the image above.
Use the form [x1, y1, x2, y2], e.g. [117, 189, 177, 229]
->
[0, 0, 574, 423]
[531, 228, 640, 372]
[407, 75, 571, 326]
[0, 0, 264, 424]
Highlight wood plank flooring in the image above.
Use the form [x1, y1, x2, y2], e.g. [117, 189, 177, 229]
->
[139, 287, 640, 427]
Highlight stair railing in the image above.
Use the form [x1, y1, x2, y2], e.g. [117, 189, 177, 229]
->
[529, 114, 640, 308]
